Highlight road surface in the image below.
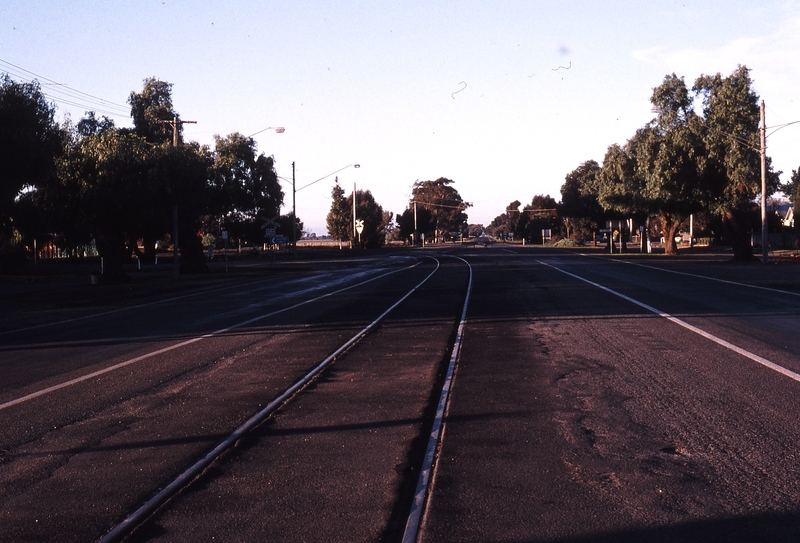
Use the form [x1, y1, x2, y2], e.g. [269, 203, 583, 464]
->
[1, 247, 800, 542]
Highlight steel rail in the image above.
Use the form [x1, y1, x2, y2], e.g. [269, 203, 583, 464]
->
[98, 258, 442, 543]
[402, 255, 473, 543]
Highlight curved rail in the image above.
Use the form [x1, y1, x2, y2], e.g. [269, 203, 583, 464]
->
[402, 255, 473, 543]
[98, 258, 442, 542]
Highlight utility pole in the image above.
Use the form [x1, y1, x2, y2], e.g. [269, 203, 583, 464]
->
[353, 182, 357, 248]
[157, 116, 197, 279]
[292, 161, 297, 256]
[760, 100, 768, 264]
[413, 201, 418, 246]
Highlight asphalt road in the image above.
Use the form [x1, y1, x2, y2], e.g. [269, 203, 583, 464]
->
[2, 247, 800, 542]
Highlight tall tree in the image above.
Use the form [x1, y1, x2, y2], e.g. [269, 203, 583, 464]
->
[487, 200, 521, 239]
[210, 133, 283, 246]
[56, 128, 154, 280]
[560, 160, 602, 219]
[0, 74, 63, 244]
[411, 178, 470, 241]
[519, 195, 559, 243]
[128, 78, 180, 145]
[396, 205, 432, 244]
[559, 160, 605, 241]
[348, 189, 388, 248]
[598, 74, 719, 255]
[326, 177, 351, 246]
[694, 65, 779, 260]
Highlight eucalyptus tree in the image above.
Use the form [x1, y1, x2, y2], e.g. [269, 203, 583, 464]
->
[326, 178, 351, 245]
[410, 178, 470, 241]
[55, 127, 155, 280]
[0, 74, 64, 244]
[396, 205, 432, 243]
[519, 194, 560, 243]
[128, 77, 181, 145]
[210, 132, 283, 246]
[693, 65, 780, 260]
[560, 160, 604, 240]
[487, 200, 521, 240]
[347, 189, 388, 248]
[598, 74, 708, 255]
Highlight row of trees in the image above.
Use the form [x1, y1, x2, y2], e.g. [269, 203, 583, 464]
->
[326, 177, 472, 247]
[560, 65, 781, 259]
[487, 195, 560, 243]
[1, 75, 296, 279]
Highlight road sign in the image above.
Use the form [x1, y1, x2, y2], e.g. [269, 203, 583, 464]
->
[263, 228, 276, 237]
[272, 235, 289, 245]
[355, 219, 364, 235]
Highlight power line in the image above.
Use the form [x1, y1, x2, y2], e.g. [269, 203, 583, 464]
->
[0, 58, 131, 119]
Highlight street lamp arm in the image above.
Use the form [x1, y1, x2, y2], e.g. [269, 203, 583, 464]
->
[766, 119, 800, 140]
[296, 163, 360, 192]
[248, 126, 285, 137]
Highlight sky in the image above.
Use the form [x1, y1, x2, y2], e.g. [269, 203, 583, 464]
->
[3, 0, 800, 236]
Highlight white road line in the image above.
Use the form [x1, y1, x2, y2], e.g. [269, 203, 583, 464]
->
[0, 263, 419, 412]
[0, 277, 268, 336]
[98, 259, 441, 543]
[614, 259, 800, 297]
[537, 259, 800, 385]
[1, 262, 410, 336]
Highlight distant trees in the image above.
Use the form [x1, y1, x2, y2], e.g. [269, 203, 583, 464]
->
[488, 196, 558, 243]
[398, 178, 469, 243]
[326, 180, 391, 248]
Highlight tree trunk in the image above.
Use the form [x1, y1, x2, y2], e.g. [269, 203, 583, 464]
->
[96, 234, 129, 283]
[140, 236, 157, 265]
[722, 207, 756, 261]
[661, 213, 682, 256]
[179, 231, 209, 274]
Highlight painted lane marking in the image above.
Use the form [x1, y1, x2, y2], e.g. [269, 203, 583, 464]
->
[537, 259, 800, 385]
[98, 259, 441, 543]
[616, 259, 800, 297]
[0, 263, 420, 411]
[1, 261, 414, 336]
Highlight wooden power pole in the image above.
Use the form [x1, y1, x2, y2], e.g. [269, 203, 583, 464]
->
[157, 116, 197, 278]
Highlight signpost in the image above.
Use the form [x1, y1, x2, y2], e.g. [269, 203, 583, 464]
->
[221, 230, 229, 271]
[355, 219, 364, 247]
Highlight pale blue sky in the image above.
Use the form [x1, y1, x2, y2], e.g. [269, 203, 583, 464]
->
[3, 1, 800, 234]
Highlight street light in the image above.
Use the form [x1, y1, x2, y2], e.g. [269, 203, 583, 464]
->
[248, 126, 285, 137]
[280, 163, 360, 255]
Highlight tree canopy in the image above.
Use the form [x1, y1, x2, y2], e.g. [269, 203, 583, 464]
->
[562, 65, 780, 259]
[0, 75, 64, 242]
[408, 178, 469, 241]
[326, 178, 351, 244]
[1, 73, 287, 278]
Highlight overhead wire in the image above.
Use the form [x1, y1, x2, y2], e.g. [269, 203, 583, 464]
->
[0, 58, 131, 120]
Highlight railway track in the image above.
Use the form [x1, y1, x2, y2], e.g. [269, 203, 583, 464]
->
[0, 254, 472, 542]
